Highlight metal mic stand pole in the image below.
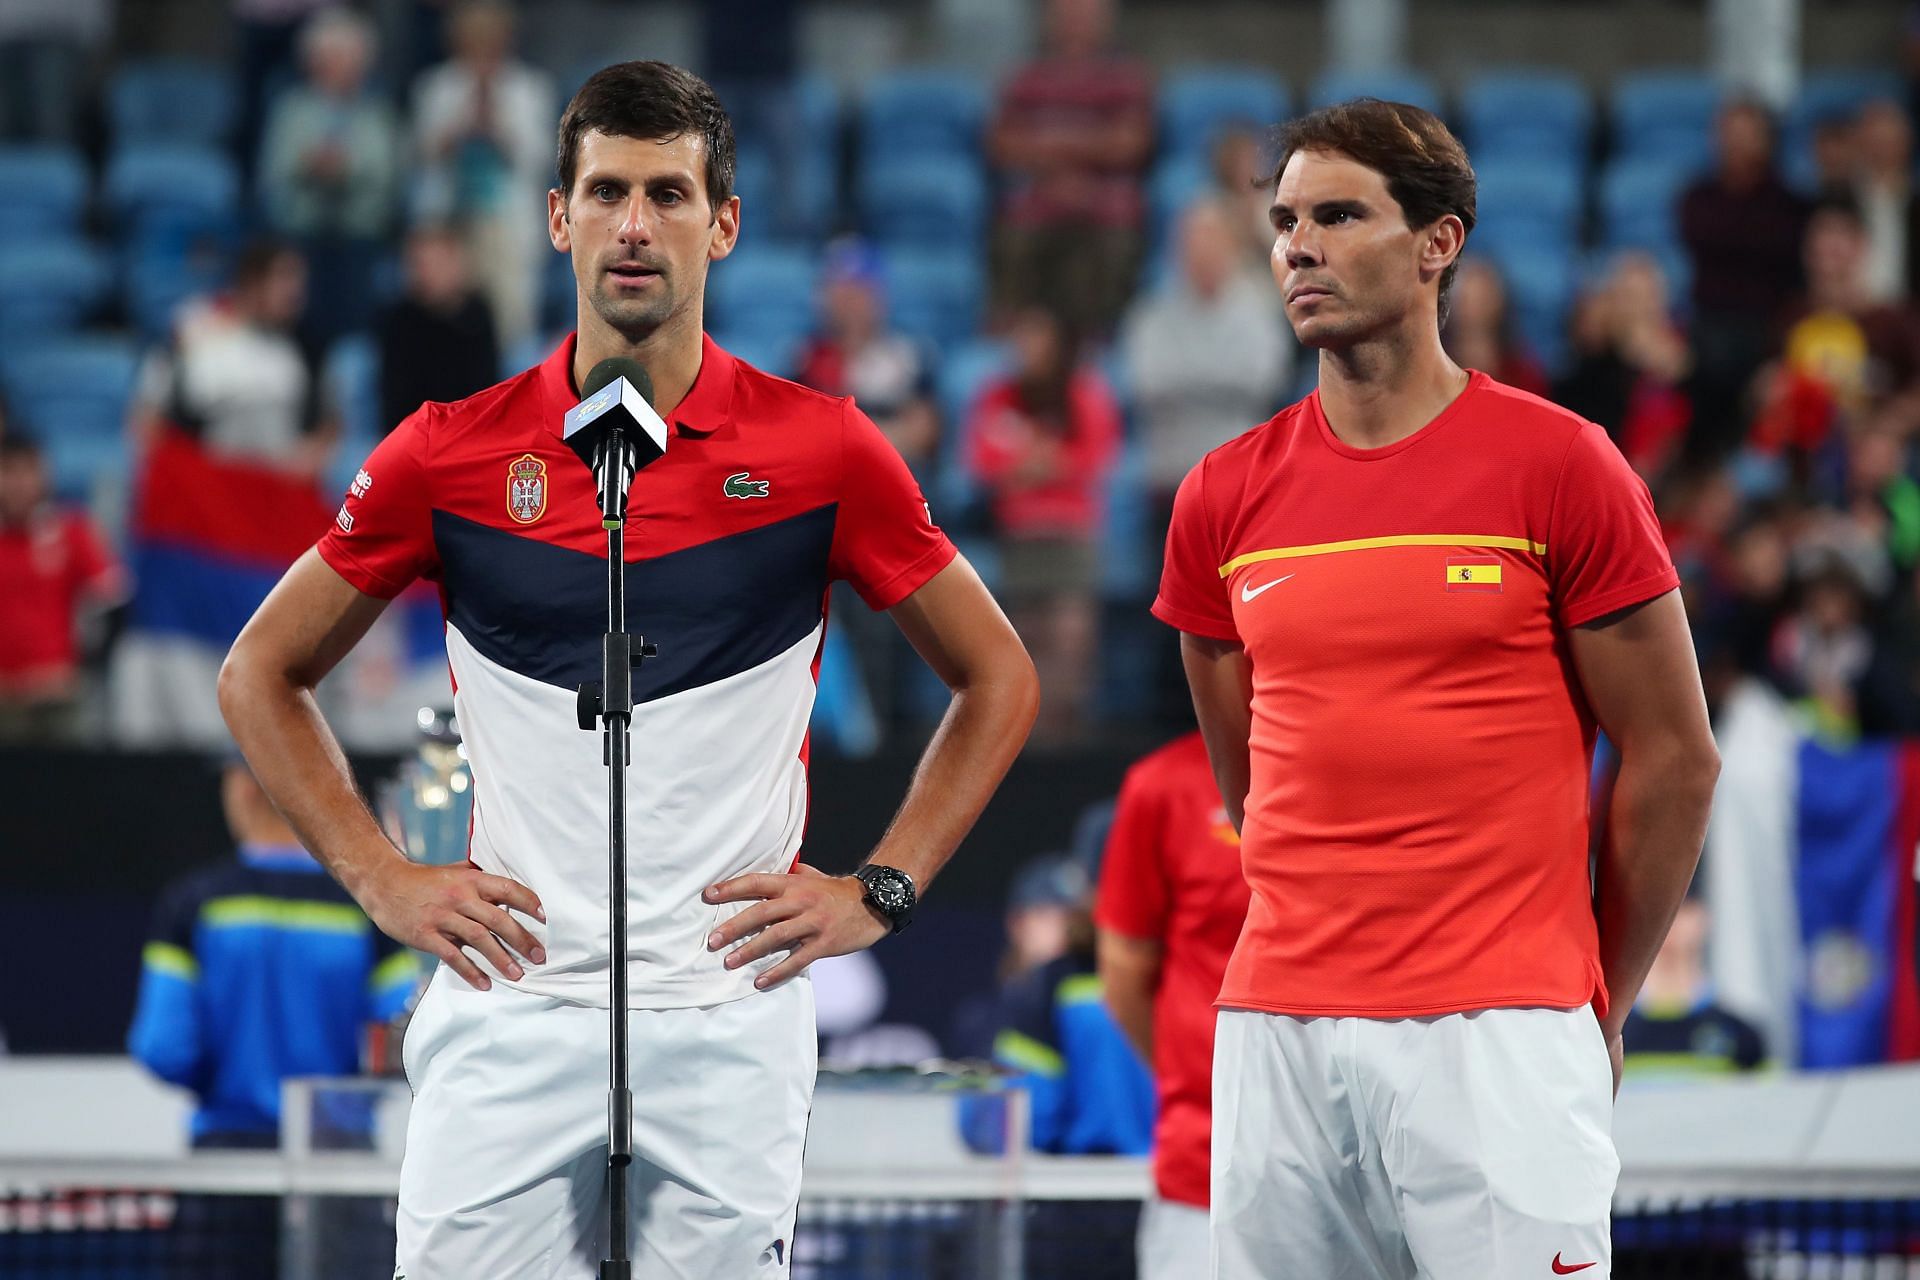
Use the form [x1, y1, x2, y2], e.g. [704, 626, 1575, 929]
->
[576, 430, 654, 1280]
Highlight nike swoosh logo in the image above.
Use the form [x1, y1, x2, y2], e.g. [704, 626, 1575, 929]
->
[1240, 573, 1294, 602]
[1551, 1255, 1597, 1275]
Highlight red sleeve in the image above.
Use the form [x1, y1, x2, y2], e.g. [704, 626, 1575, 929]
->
[829, 399, 958, 609]
[1094, 758, 1172, 941]
[315, 404, 439, 599]
[1547, 420, 1680, 628]
[1151, 454, 1239, 641]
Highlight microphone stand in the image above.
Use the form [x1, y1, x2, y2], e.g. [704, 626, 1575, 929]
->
[574, 427, 654, 1280]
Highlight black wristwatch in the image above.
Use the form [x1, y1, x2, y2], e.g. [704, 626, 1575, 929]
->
[853, 864, 917, 934]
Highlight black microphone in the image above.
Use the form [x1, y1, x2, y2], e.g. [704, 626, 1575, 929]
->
[563, 357, 669, 521]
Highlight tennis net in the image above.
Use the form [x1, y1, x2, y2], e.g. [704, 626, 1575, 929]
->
[3, 1074, 1917, 1278]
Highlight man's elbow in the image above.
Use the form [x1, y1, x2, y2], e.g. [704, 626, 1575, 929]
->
[1623, 734, 1721, 802]
[215, 642, 254, 731]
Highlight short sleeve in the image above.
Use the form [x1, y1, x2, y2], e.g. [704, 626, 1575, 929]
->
[1547, 422, 1680, 628]
[1094, 761, 1171, 941]
[316, 405, 439, 599]
[828, 399, 958, 609]
[1151, 455, 1239, 641]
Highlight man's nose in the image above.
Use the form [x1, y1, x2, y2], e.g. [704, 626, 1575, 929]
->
[617, 196, 651, 245]
[1285, 223, 1322, 269]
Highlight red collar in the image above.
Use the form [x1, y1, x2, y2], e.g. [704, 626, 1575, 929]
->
[539, 332, 737, 439]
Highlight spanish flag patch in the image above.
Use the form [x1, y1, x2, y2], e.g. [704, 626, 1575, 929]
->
[1445, 559, 1503, 592]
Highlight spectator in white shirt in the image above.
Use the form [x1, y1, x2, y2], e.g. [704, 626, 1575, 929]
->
[1121, 197, 1291, 519]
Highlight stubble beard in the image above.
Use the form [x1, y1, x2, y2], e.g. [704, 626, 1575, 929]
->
[587, 270, 678, 344]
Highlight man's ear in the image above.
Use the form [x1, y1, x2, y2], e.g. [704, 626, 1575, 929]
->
[1422, 213, 1467, 282]
[548, 187, 572, 253]
[708, 194, 741, 264]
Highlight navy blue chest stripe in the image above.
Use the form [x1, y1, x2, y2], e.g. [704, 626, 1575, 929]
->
[434, 504, 835, 699]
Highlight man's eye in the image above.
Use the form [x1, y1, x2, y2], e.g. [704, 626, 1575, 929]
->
[1327, 210, 1351, 224]
[593, 184, 618, 201]
[656, 189, 683, 205]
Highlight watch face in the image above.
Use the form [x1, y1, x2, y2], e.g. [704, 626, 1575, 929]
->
[869, 876, 908, 912]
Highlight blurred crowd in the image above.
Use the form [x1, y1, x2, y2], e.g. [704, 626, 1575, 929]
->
[1, 0, 1917, 752]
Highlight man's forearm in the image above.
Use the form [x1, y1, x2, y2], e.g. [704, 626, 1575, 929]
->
[860, 672, 1037, 891]
[1594, 745, 1720, 1037]
[217, 657, 403, 904]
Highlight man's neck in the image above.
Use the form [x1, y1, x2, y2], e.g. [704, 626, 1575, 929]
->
[1316, 323, 1470, 450]
[572, 307, 706, 418]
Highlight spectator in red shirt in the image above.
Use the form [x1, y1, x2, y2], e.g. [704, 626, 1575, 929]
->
[1094, 730, 1250, 1280]
[966, 305, 1120, 739]
[987, 0, 1154, 337]
[0, 432, 124, 741]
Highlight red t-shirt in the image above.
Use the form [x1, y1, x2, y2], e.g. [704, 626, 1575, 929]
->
[0, 508, 120, 693]
[1094, 731, 1250, 1208]
[965, 371, 1121, 540]
[1153, 372, 1678, 1020]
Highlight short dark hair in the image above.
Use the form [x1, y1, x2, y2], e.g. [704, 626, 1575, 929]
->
[556, 61, 735, 212]
[1262, 98, 1478, 314]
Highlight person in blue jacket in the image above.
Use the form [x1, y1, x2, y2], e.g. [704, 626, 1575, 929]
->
[128, 756, 420, 1147]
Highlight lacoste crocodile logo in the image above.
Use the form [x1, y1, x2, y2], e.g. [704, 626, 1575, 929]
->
[724, 471, 771, 499]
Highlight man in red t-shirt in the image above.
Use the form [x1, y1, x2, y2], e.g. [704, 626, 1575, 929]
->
[1094, 730, 1249, 1280]
[0, 434, 123, 740]
[1156, 101, 1721, 1278]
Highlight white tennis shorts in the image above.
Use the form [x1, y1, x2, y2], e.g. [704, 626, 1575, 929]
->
[394, 966, 815, 1279]
[1211, 1004, 1618, 1280]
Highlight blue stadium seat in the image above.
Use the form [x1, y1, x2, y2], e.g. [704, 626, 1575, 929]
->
[0, 239, 111, 337]
[859, 156, 989, 250]
[326, 334, 382, 451]
[1160, 67, 1289, 161]
[0, 336, 143, 492]
[858, 68, 989, 164]
[0, 146, 88, 241]
[882, 246, 985, 350]
[1308, 70, 1443, 116]
[541, 252, 577, 335]
[1473, 156, 1586, 244]
[709, 328, 799, 379]
[1146, 152, 1215, 265]
[1597, 156, 1697, 254]
[104, 145, 241, 223]
[1099, 442, 1152, 600]
[731, 139, 833, 244]
[706, 247, 818, 343]
[1612, 71, 1721, 164]
[108, 58, 238, 146]
[1461, 70, 1593, 162]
